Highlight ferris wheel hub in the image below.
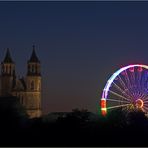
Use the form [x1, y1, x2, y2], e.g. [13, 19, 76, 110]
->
[135, 99, 144, 109]
[100, 64, 148, 116]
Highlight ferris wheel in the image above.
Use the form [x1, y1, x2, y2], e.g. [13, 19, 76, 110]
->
[100, 64, 148, 116]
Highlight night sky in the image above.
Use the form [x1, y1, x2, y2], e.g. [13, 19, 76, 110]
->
[0, 2, 148, 114]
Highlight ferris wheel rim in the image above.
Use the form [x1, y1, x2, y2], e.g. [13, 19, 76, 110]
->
[102, 64, 148, 100]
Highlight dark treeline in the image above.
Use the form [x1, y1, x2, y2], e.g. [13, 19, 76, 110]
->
[0, 96, 148, 146]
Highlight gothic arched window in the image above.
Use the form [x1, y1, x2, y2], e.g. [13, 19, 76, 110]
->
[32, 65, 35, 73]
[38, 82, 41, 91]
[6, 65, 8, 73]
[35, 65, 37, 73]
[32, 65, 33, 73]
[31, 81, 34, 90]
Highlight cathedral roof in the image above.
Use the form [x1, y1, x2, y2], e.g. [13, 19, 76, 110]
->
[19, 77, 27, 90]
[3, 48, 14, 63]
[28, 45, 40, 63]
[12, 77, 26, 91]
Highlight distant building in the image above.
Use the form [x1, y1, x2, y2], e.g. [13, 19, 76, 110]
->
[0, 46, 42, 118]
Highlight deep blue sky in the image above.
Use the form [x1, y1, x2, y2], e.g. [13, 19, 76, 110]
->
[0, 2, 148, 114]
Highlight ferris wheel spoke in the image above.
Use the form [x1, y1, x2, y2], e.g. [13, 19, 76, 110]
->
[142, 106, 148, 111]
[141, 73, 146, 93]
[143, 108, 148, 112]
[138, 95, 145, 101]
[142, 76, 145, 91]
[118, 75, 129, 92]
[141, 106, 148, 113]
[109, 90, 131, 102]
[132, 71, 140, 97]
[141, 107, 146, 112]
[146, 78, 148, 88]
[127, 71, 138, 98]
[130, 70, 136, 87]
[143, 98, 148, 102]
[101, 64, 148, 116]
[107, 103, 132, 110]
[141, 95, 147, 101]
[143, 99, 148, 106]
[132, 71, 145, 99]
[106, 98, 130, 103]
[135, 91, 143, 99]
[118, 75, 136, 99]
[143, 71, 147, 90]
[117, 75, 127, 89]
[124, 70, 132, 89]
[141, 94, 148, 101]
[112, 81, 132, 99]
[137, 71, 142, 91]
[135, 92, 144, 100]
[143, 105, 148, 111]
[143, 100, 148, 104]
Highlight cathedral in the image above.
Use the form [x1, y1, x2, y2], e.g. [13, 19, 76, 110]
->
[0, 46, 42, 118]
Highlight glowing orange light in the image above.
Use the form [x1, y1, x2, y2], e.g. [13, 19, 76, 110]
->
[101, 98, 107, 116]
[101, 108, 107, 116]
[101, 98, 106, 108]
[136, 99, 144, 108]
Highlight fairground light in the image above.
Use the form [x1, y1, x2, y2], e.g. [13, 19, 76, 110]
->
[100, 64, 148, 116]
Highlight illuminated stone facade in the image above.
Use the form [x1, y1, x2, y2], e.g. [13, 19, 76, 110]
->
[0, 46, 42, 118]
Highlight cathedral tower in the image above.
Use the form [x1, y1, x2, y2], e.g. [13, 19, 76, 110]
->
[0, 49, 16, 96]
[0, 46, 42, 118]
[26, 45, 42, 118]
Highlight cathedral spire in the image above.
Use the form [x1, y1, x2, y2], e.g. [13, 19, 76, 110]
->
[3, 48, 14, 63]
[27, 45, 41, 76]
[28, 45, 40, 63]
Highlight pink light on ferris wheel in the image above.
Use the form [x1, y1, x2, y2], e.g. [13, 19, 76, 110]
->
[100, 64, 148, 116]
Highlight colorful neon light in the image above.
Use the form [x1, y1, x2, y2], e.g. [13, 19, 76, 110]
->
[102, 64, 148, 99]
[100, 64, 148, 116]
[136, 99, 144, 108]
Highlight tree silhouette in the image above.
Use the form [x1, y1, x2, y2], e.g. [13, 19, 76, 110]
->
[0, 96, 28, 130]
